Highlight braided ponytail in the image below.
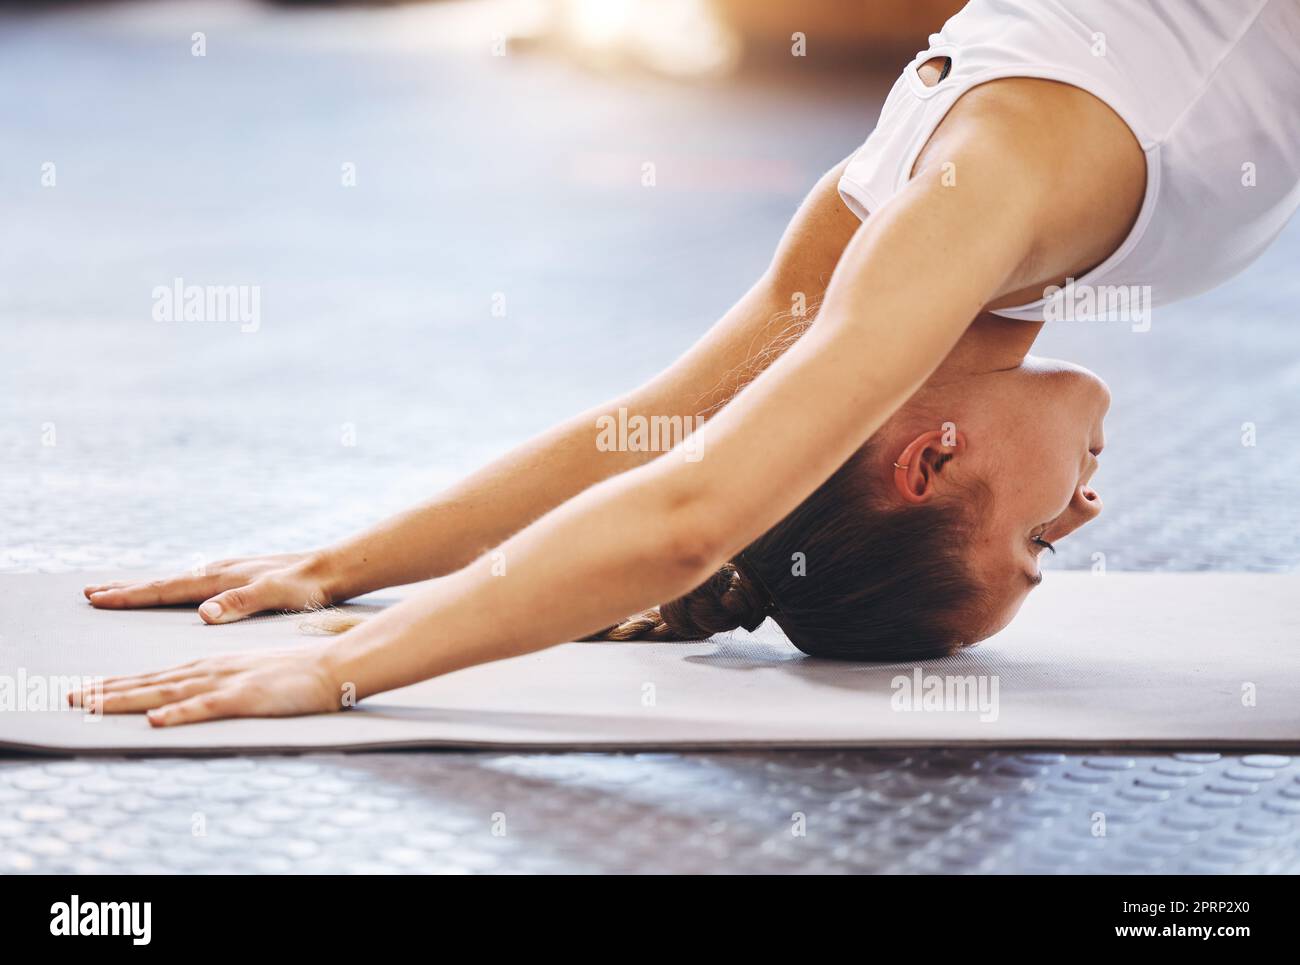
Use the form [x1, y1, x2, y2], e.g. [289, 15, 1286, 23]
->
[581, 561, 773, 642]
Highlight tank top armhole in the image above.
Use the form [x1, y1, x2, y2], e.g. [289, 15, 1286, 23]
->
[837, 174, 880, 221]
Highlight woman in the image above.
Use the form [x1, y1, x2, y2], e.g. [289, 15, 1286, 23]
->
[76, 0, 1299, 725]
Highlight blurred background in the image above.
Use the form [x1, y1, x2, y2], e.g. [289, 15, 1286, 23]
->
[3, 0, 1300, 877]
[0, 0, 963, 573]
[2, 0, 1296, 578]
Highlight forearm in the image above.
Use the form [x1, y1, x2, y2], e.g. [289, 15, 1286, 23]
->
[318, 398, 669, 601]
[320, 459, 715, 697]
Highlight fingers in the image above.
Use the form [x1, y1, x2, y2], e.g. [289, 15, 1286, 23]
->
[85, 574, 296, 625]
[91, 677, 218, 714]
[72, 650, 330, 727]
[96, 662, 207, 693]
[83, 580, 127, 599]
[68, 667, 233, 720]
[82, 558, 252, 598]
[86, 574, 225, 609]
[197, 580, 283, 624]
[82, 554, 306, 602]
[67, 661, 204, 707]
[148, 690, 239, 727]
[73, 677, 239, 725]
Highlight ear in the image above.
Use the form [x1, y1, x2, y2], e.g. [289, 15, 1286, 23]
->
[891, 428, 966, 504]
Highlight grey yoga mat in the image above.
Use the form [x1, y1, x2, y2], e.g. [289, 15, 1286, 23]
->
[0, 571, 1297, 754]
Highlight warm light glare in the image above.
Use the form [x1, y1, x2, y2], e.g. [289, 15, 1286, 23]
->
[560, 0, 740, 77]
[567, 0, 637, 48]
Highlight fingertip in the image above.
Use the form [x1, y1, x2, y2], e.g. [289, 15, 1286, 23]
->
[146, 708, 167, 727]
[198, 600, 224, 624]
[85, 582, 126, 601]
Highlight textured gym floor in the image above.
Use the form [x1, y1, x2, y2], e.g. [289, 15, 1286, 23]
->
[2, 1, 1298, 874]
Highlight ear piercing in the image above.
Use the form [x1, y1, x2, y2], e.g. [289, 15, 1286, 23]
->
[893, 461, 908, 470]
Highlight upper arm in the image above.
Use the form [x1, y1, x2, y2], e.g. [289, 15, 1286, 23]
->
[912, 77, 1147, 304]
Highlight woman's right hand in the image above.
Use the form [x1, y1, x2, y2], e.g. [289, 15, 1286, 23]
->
[83, 551, 340, 624]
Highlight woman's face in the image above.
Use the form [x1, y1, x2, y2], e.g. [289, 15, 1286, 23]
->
[897, 356, 1111, 642]
[966, 357, 1110, 639]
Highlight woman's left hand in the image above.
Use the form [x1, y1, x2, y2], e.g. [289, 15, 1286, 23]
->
[70, 648, 344, 727]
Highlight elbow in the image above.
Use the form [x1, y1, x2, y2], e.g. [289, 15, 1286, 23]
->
[606, 459, 734, 593]
[651, 486, 732, 587]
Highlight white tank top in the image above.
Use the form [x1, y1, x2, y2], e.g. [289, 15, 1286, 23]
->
[838, 0, 1300, 320]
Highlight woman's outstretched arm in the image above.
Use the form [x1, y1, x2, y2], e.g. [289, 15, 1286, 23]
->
[81, 126, 1059, 725]
[314, 136, 1052, 697]
[82, 161, 861, 622]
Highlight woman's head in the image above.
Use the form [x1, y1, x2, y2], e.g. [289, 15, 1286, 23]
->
[590, 347, 1110, 659]
[587, 436, 992, 658]
[885, 352, 1110, 640]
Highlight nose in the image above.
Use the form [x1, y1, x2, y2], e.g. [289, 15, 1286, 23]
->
[1054, 484, 1103, 542]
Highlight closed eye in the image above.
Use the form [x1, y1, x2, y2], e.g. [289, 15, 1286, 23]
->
[1031, 536, 1056, 554]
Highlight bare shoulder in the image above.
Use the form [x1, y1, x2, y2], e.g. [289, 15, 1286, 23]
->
[913, 77, 1147, 301]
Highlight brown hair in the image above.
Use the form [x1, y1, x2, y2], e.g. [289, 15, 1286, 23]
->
[582, 441, 990, 659]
